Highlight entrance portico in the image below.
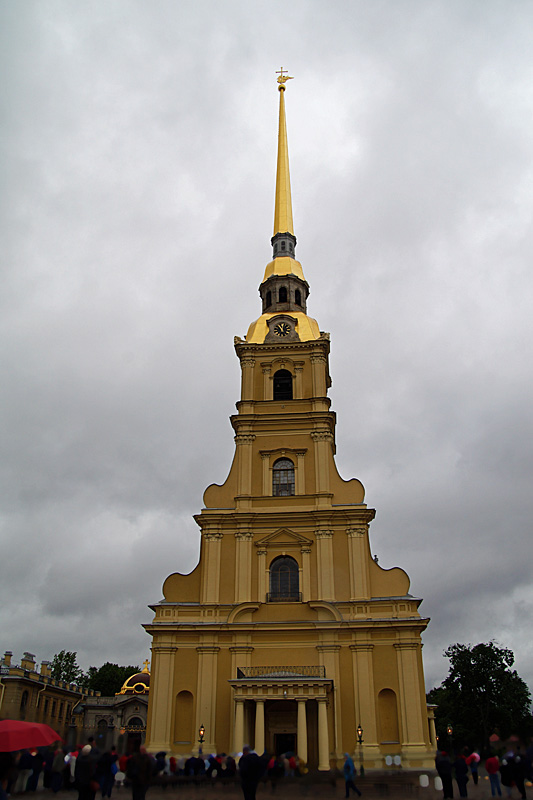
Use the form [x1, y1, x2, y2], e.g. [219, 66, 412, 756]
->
[229, 667, 332, 770]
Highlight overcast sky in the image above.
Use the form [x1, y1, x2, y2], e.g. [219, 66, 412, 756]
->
[2, 0, 533, 696]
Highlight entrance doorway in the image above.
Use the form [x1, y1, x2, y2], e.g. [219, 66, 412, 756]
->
[275, 733, 296, 756]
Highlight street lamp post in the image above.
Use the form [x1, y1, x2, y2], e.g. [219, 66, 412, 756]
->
[446, 724, 453, 756]
[357, 724, 364, 778]
[198, 724, 205, 756]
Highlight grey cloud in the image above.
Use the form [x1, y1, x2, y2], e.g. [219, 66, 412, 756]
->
[2, 0, 533, 693]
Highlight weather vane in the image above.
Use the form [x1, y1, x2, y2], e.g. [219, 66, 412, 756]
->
[276, 67, 294, 90]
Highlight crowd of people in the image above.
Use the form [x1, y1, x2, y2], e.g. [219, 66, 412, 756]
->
[0, 742, 308, 800]
[3, 739, 533, 800]
[435, 746, 533, 800]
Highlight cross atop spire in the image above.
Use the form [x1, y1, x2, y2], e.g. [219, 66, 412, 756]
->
[276, 67, 294, 90]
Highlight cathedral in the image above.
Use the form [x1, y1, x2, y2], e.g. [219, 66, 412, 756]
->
[144, 72, 437, 771]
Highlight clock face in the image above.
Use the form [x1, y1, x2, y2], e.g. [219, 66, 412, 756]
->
[274, 322, 291, 337]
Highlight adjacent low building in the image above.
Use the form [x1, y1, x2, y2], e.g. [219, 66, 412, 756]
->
[0, 652, 150, 753]
[0, 650, 99, 744]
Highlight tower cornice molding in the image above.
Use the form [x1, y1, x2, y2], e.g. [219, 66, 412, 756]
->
[234, 434, 256, 445]
[346, 527, 368, 538]
[234, 335, 330, 357]
[311, 430, 334, 443]
[259, 447, 308, 458]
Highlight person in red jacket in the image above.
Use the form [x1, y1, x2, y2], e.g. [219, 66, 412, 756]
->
[486, 755, 502, 797]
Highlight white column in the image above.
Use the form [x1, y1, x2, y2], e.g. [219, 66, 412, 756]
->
[254, 700, 265, 755]
[297, 699, 308, 764]
[317, 698, 330, 771]
[234, 699, 245, 753]
[428, 708, 437, 750]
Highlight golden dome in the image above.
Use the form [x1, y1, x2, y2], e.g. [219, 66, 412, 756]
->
[116, 660, 150, 695]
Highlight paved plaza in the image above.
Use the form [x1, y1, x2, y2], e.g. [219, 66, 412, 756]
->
[17, 771, 527, 800]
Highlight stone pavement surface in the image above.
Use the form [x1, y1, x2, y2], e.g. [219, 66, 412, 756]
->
[17, 773, 524, 800]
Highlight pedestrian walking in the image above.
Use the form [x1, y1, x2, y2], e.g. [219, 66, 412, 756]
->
[500, 758, 513, 799]
[75, 745, 97, 800]
[436, 751, 454, 800]
[485, 754, 502, 797]
[238, 746, 264, 800]
[465, 750, 480, 785]
[126, 746, 153, 800]
[343, 754, 362, 798]
[454, 753, 469, 798]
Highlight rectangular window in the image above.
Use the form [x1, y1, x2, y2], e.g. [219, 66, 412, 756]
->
[44, 698, 49, 714]
[59, 702, 64, 718]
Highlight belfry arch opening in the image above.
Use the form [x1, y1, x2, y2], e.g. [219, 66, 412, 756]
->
[269, 555, 300, 601]
[273, 369, 293, 400]
[272, 457, 295, 496]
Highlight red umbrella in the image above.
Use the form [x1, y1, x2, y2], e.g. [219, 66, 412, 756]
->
[0, 720, 62, 752]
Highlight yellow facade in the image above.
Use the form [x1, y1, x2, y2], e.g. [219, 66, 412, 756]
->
[0, 650, 99, 744]
[145, 74, 437, 770]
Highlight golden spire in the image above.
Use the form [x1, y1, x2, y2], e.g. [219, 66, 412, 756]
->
[273, 68, 294, 236]
[244, 70, 321, 344]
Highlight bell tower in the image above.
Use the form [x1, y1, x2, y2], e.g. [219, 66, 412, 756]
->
[145, 72, 437, 772]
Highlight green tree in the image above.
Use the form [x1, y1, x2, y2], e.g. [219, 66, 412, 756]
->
[427, 642, 532, 752]
[85, 662, 139, 696]
[50, 650, 84, 683]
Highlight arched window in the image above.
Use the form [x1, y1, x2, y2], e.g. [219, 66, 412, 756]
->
[20, 690, 28, 712]
[273, 369, 292, 400]
[272, 458, 295, 496]
[278, 286, 288, 303]
[269, 556, 299, 601]
[266, 290, 272, 308]
[295, 289, 301, 306]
